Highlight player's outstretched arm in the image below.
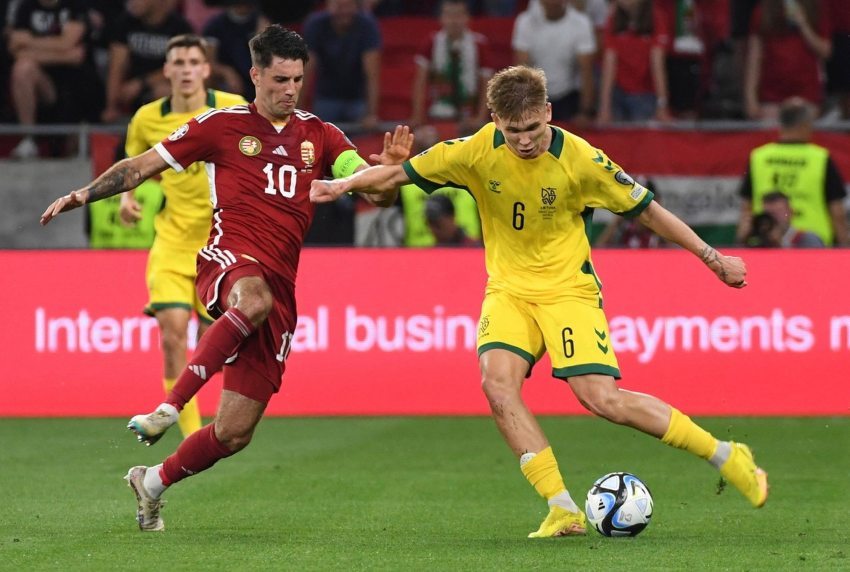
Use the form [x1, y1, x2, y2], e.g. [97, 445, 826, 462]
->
[638, 201, 748, 288]
[311, 164, 411, 205]
[40, 148, 169, 225]
[358, 125, 415, 207]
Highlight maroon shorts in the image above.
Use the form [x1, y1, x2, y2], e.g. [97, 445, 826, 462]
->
[196, 250, 296, 404]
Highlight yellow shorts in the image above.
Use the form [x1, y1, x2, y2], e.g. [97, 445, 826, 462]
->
[144, 241, 212, 323]
[476, 290, 620, 379]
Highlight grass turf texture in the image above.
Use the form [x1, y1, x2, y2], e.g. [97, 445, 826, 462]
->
[2, 417, 848, 570]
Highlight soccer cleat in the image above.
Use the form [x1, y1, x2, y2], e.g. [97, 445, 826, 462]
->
[127, 407, 178, 446]
[719, 441, 769, 508]
[528, 505, 587, 538]
[124, 466, 165, 532]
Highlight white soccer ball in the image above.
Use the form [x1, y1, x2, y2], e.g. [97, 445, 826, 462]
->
[585, 472, 654, 537]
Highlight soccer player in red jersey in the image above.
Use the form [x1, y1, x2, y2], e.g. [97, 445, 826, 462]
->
[40, 25, 413, 532]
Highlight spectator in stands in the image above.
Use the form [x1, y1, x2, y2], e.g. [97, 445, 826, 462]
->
[425, 194, 482, 246]
[399, 125, 481, 247]
[202, 0, 269, 100]
[303, 0, 382, 130]
[101, 0, 192, 123]
[86, 1, 126, 74]
[0, 0, 14, 122]
[7, 0, 103, 159]
[256, 0, 316, 26]
[823, 0, 850, 120]
[512, 0, 596, 123]
[411, 0, 494, 133]
[743, 0, 831, 121]
[737, 97, 848, 246]
[598, 0, 673, 124]
[527, 0, 610, 44]
[656, 0, 729, 119]
[745, 191, 825, 247]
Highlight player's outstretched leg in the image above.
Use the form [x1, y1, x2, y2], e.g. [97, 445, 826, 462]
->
[716, 441, 769, 507]
[125, 466, 165, 532]
[661, 409, 769, 507]
[568, 375, 769, 508]
[129, 307, 256, 446]
[128, 403, 179, 446]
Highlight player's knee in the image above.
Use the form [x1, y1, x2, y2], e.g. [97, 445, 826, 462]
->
[234, 287, 273, 325]
[159, 328, 188, 356]
[215, 423, 255, 452]
[577, 387, 627, 423]
[481, 370, 521, 406]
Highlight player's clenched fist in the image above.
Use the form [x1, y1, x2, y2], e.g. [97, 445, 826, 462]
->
[310, 179, 347, 204]
[40, 189, 89, 226]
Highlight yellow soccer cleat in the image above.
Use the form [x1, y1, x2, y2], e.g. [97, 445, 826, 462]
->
[528, 505, 587, 538]
[719, 442, 769, 508]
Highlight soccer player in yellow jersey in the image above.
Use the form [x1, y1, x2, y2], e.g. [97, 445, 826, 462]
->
[311, 66, 769, 538]
[120, 34, 246, 440]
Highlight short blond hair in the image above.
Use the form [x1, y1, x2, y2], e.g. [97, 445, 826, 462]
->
[486, 66, 548, 121]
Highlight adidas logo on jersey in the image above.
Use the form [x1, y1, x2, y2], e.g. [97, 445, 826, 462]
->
[272, 145, 288, 156]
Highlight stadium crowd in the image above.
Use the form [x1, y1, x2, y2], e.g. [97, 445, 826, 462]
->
[3, 0, 849, 247]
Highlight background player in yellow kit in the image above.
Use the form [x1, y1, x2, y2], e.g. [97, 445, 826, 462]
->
[311, 65, 768, 538]
[121, 34, 246, 439]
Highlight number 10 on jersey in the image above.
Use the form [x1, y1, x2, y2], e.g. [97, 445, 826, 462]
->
[263, 163, 298, 198]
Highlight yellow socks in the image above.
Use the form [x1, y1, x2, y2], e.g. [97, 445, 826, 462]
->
[661, 407, 718, 460]
[521, 446, 567, 500]
[163, 378, 202, 438]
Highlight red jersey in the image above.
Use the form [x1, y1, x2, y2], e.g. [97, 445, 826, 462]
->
[155, 103, 355, 285]
[604, 7, 670, 94]
[750, 6, 832, 104]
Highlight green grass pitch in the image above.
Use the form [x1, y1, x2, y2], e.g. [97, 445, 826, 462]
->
[2, 416, 849, 570]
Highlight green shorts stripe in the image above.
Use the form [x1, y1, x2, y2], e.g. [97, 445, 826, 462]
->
[477, 341, 537, 367]
[552, 363, 621, 380]
[144, 302, 193, 317]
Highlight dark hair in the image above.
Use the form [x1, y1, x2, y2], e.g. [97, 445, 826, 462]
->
[762, 191, 790, 204]
[778, 98, 814, 129]
[249, 24, 309, 69]
[612, 0, 654, 35]
[425, 195, 455, 222]
[166, 34, 209, 60]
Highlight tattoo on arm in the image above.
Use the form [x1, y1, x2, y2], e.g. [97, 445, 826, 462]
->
[700, 245, 728, 282]
[85, 161, 143, 203]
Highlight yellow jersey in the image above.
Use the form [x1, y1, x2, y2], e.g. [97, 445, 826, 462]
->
[403, 123, 654, 305]
[125, 89, 247, 250]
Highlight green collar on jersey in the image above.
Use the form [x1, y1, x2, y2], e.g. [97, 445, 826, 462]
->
[160, 89, 217, 116]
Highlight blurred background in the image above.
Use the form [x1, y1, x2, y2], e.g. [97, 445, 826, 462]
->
[1, 0, 848, 250]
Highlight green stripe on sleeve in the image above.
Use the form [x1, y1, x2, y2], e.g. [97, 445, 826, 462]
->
[621, 189, 655, 219]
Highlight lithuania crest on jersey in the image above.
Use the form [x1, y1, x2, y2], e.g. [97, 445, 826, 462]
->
[541, 187, 557, 205]
[239, 136, 262, 156]
[301, 140, 315, 166]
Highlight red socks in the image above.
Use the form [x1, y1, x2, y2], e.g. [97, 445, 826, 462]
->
[160, 424, 233, 486]
[166, 307, 255, 409]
